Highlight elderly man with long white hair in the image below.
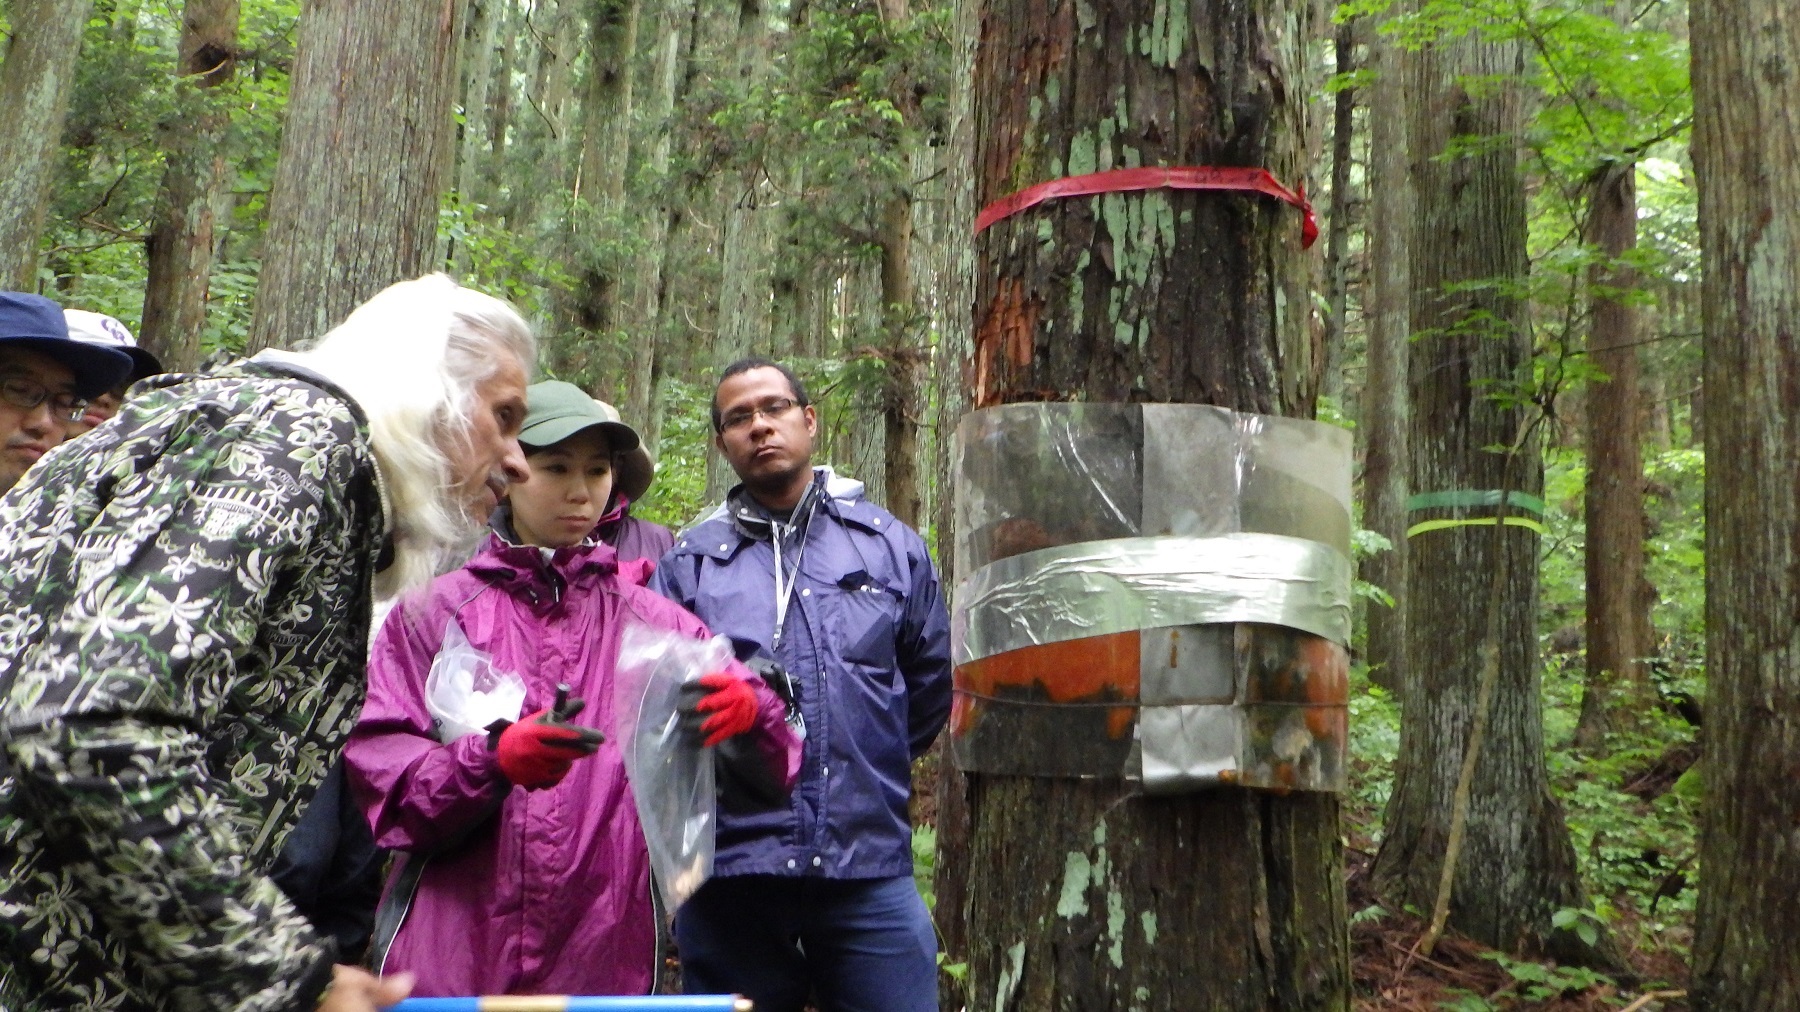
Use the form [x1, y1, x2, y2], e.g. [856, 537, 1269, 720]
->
[0, 275, 533, 1012]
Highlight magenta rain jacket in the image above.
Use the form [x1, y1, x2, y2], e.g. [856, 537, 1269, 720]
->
[344, 534, 800, 997]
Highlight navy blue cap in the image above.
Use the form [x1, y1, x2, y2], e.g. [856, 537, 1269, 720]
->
[0, 292, 134, 398]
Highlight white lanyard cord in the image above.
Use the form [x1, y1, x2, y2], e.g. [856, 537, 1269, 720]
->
[771, 498, 813, 649]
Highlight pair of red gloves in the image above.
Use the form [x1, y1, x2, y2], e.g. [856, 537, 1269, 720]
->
[494, 675, 759, 790]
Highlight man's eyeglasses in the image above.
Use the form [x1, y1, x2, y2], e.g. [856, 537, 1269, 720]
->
[719, 397, 802, 432]
[0, 376, 89, 424]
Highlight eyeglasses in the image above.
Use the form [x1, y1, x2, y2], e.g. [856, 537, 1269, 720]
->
[0, 376, 89, 424]
[719, 397, 802, 432]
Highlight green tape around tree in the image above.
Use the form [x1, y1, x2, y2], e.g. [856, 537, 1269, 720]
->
[1405, 516, 1548, 538]
[1405, 490, 1547, 516]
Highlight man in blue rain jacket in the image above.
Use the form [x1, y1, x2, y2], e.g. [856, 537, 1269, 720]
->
[651, 357, 952, 1012]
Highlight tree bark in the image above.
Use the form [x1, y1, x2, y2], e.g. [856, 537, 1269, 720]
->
[930, 0, 981, 999]
[956, 0, 1347, 1008]
[577, 0, 641, 207]
[1357, 8, 1409, 695]
[868, 0, 925, 531]
[0, 0, 94, 289]
[1574, 160, 1653, 752]
[140, 0, 239, 372]
[622, 0, 692, 433]
[1319, 18, 1356, 408]
[838, 259, 889, 507]
[1689, 0, 1800, 1005]
[457, 0, 502, 201]
[486, 0, 519, 196]
[1368, 29, 1597, 964]
[248, 0, 469, 351]
[880, 188, 923, 528]
[551, 0, 645, 396]
[705, 0, 776, 502]
[507, 0, 585, 228]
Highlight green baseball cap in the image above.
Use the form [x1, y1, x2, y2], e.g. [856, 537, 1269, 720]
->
[520, 380, 655, 502]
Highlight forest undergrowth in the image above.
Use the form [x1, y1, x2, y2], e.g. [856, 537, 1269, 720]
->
[1347, 668, 1697, 1011]
[1343, 446, 1706, 1011]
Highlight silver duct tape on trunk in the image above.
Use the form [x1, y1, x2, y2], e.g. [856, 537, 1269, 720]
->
[1137, 703, 1243, 789]
[949, 402, 1353, 793]
[951, 532, 1352, 666]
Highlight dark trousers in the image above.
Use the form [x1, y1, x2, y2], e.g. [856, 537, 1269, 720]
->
[675, 874, 938, 1012]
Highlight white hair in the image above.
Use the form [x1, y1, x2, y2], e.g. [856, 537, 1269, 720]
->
[294, 274, 536, 600]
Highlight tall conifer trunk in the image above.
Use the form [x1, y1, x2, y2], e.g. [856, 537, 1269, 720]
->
[248, 0, 469, 350]
[1689, 0, 1800, 1004]
[1575, 160, 1653, 751]
[951, 0, 1348, 1007]
[1357, 6, 1409, 695]
[141, 0, 239, 371]
[1368, 30, 1599, 963]
[0, 0, 94, 288]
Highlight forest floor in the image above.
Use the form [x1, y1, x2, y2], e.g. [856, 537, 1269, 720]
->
[1345, 849, 1691, 1012]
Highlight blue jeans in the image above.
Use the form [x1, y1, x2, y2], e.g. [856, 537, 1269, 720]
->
[675, 874, 938, 1012]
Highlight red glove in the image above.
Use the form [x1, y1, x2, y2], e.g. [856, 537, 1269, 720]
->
[678, 673, 759, 747]
[493, 697, 604, 790]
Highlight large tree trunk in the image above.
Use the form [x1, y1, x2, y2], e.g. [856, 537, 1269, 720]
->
[485, 0, 519, 198]
[929, 0, 981, 1000]
[704, 0, 776, 503]
[0, 0, 94, 289]
[1574, 160, 1653, 752]
[577, 0, 640, 207]
[954, 0, 1347, 1008]
[552, 0, 645, 398]
[506, 0, 585, 229]
[140, 0, 239, 372]
[879, 188, 923, 528]
[1357, 8, 1409, 695]
[1318, 18, 1356, 408]
[248, 0, 468, 351]
[839, 259, 889, 507]
[456, 0, 502, 201]
[622, 0, 693, 434]
[447, 0, 504, 278]
[1689, 0, 1800, 1005]
[1368, 30, 1597, 963]
[871, 0, 924, 530]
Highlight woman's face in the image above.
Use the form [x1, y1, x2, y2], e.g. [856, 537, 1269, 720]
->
[509, 428, 616, 548]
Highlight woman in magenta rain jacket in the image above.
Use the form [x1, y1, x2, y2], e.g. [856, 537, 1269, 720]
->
[343, 532, 801, 997]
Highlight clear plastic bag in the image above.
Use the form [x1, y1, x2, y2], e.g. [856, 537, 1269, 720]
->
[425, 619, 527, 744]
[613, 621, 728, 913]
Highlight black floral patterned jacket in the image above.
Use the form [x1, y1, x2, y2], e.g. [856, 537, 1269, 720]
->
[0, 356, 388, 1011]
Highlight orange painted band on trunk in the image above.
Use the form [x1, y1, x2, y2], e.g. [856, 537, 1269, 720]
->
[954, 631, 1141, 738]
[956, 630, 1141, 702]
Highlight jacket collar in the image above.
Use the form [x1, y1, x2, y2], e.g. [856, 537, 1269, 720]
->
[678, 467, 892, 562]
[238, 350, 393, 567]
[240, 350, 372, 428]
[471, 510, 619, 592]
[703, 467, 866, 528]
[726, 475, 821, 544]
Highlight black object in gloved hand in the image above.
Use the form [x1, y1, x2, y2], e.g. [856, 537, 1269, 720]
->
[714, 733, 790, 812]
[490, 684, 605, 790]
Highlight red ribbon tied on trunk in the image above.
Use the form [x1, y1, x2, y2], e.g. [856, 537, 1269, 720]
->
[975, 166, 1318, 249]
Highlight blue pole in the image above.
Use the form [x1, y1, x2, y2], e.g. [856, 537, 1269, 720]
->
[386, 998, 751, 1012]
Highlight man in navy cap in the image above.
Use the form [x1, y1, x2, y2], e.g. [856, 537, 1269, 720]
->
[0, 292, 132, 491]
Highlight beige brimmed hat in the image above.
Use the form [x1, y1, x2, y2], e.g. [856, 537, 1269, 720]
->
[519, 380, 655, 502]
